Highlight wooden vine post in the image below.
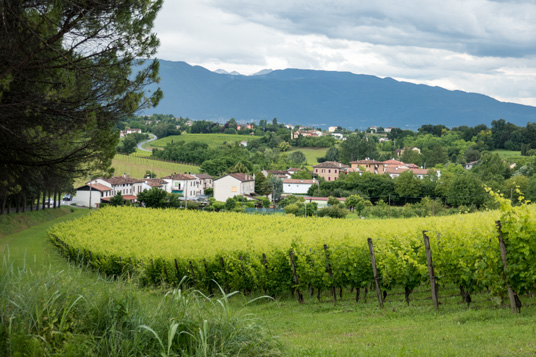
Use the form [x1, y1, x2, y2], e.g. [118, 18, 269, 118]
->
[495, 220, 518, 313]
[174, 259, 181, 283]
[367, 238, 384, 308]
[289, 249, 304, 303]
[323, 244, 337, 304]
[422, 231, 439, 309]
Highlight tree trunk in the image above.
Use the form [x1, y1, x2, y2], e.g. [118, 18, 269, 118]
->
[42, 191, 46, 210]
[36, 193, 40, 211]
[16, 195, 21, 213]
[53, 191, 57, 208]
[22, 193, 26, 212]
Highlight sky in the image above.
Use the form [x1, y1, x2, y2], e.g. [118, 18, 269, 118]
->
[153, 0, 536, 106]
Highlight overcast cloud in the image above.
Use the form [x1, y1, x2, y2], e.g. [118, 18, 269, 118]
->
[154, 0, 536, 106]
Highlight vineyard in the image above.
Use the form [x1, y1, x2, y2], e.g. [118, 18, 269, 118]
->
[49, 194, 536, 309]
[111, 153, 200, 177]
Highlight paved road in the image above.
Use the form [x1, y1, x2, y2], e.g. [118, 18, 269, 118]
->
[137, 133, 157, 152]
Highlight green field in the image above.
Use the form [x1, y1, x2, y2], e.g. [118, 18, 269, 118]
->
[4, 210, 536, 355]
[151, 133, 254, 148]
[491, 149, 522, 158]
[289, 147, 328, 166]
[111, 153, 200, 178]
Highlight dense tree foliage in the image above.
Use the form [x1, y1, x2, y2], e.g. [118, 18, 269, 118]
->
[1, 0, 162, 212]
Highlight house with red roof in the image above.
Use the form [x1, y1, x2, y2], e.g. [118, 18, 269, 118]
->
[283, 178, 317, 195]
[162, 173, 202, 198]
[76, 175, 147, 208]
[313, 161, 349, 181]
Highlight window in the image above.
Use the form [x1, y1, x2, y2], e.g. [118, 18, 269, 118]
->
[328, 177, 331, 181]
[328, 169, 331, 173]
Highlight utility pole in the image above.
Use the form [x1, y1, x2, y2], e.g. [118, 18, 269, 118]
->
[185, 180, 188, 210]
[388, 194, 391, 219]
[88, 174, 93, 209]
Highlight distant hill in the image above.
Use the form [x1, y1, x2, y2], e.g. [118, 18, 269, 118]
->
[141, 60, 536, 130]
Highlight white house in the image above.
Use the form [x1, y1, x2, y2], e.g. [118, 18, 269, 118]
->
[213, 173, 255, 202]
[283, 179, 316, 195]
[119, 128, 142, 138]
[162, 173, 202, 198]
[331, 133, 344, 140]
[76, 182, 112, 208]
[75, 175, 146, 208]
[192, 173, 213, 193]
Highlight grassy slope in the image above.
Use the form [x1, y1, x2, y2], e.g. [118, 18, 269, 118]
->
[0, 209, 90, 268]
[289, 147, 328, 166]
[0, 207, 73, 239]
[111, 153, 200, 177]
[4, 211, 536, 356]
[150, 133, 254, 148]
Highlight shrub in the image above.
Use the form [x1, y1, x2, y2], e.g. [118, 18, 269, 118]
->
[317, 206, 348, 218]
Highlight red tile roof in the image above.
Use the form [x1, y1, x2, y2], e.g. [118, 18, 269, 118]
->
[145, 178, 167, 187]
[193, 173, 213, 179]
[79, 183, 112, 191]
[352, 159, 384, 165]
[383, 159, 405, 166]
[313, 161, 348, 169]
[103, 176, 144, 185]
[162, 173, 197, 180]
[228, 173, 254, 182]
[283, 179, 315, 184]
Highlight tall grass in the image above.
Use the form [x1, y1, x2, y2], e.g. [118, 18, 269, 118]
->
[0, 258, 282, 356]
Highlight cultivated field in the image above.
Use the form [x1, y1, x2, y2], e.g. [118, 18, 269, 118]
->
[111, 153, 200, 177]
[50, 201, 536, 317]
[2, 206, 536, 355]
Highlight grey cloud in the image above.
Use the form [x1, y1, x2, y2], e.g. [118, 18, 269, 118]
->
[209, 0, 536, 58]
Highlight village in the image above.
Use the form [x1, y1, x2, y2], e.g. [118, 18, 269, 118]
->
[75, 155, 440, 209]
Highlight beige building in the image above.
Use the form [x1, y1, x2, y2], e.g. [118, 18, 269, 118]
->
[192, 173, 214, 192]
[350, 159, 385, 174]
[313, 161, 348, 181]
[213, 173, 255, 202]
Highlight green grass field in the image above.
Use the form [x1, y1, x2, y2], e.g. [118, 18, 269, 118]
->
[150, 133, 254, 148]
[289, 147, 328, 166]
[3, 211, 536, 355]
[112, 153, 200, 178]
[491, 149, 521, 158]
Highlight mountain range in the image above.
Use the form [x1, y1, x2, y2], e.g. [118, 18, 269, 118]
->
[141, 60, 536, 130]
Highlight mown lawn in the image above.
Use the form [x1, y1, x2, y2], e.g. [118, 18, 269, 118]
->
[241, 286, 536, 356]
